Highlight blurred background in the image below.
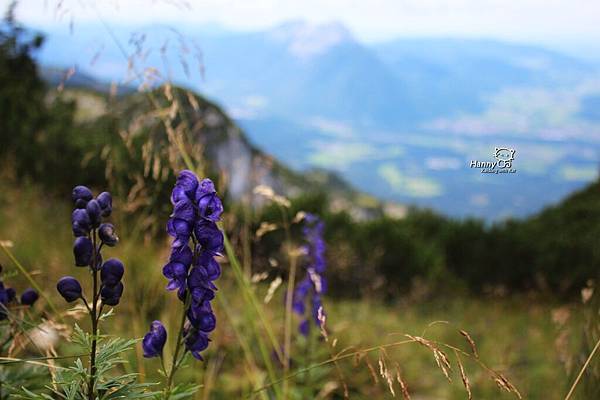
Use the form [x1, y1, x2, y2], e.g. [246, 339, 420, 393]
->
[1, 0, 599, 398]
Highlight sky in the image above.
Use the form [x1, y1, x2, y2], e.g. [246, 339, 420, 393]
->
[5, 0, 600, 46]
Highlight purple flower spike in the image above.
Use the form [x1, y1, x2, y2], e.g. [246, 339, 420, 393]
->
[57, 276, 83, 302]
[20, 288, 39, 306]
[291, 213, 328, 336]
[142, 320, 167, 358]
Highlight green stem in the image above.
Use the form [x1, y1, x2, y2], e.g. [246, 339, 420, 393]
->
[88, 229, 99, 400]
[164, 294, 190, 399]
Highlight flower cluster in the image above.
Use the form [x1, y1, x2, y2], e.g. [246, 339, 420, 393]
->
[143, 170, 224, 361]
[57, 186, 124, 307]
[292, 213, 327, 336]
[0, 266, 38, 321]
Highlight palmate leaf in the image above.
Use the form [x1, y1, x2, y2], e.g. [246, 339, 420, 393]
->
[18, 329, 158, 399]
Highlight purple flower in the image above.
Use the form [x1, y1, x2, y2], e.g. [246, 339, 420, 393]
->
[187, 301, 216, 332]
[57, 276, 83, 302]
[101, 258, 124, 287]
[185, 328, 210, 360]
[142, 320, 167, 358]
[20, 288, 38, 306]
[99, 223, 118, 246]
[73, 237, 94, 266]
[72, 185, 93, 208]
[157, 171, 224, 361]
[163, 245, 193, 292]
[196, 179, 223, 222]
[86, 199, 102, 228]
[174, 170, 199, 199]
[194, 222, 224, 255]
[72, 209, 91, 237]
[100, 282, 124, 306]
[96, 192, 112, 217]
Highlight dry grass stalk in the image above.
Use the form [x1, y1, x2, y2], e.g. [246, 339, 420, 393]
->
[493, 372, 522, 399]
[263, 276, 282, 304]
[459, 329, 479, 359]
[255, 222, 278, 239]
[405, 334, 452, 382]
[394, 362, 411, 400]
[455, 350, 472, 400]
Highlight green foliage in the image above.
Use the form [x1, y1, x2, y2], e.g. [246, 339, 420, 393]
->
[19, 325, 154, 399]
[0, 364, 49, 398]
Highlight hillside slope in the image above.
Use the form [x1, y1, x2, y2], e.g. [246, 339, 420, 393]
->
[52, 72, 388, 221]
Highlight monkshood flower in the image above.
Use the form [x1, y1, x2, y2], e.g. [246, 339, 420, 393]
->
[57, 185, 125, 399]
[143, 321, 167, 358]
[0, 274, 39, 320]
[144, 170, 224, 394]
[292, 213, 328, 336]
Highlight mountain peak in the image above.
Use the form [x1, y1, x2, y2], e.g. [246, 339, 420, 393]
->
[268, 20, 354, 60]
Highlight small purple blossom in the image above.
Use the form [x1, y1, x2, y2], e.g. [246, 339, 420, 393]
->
[101, 258, 124, 287]
[98, 223, 118, 246]
[96, 192, 112, 217]
[142, 320, 167, 358]
[72, 185, 93, 208]
[184, 327, 210, 360]
[86, 199, 102, 228]
[73, 237, 93, 267]
[100, 282, 124, 306]
[57, 276, 83, 302]
[20, 288, 39, 306]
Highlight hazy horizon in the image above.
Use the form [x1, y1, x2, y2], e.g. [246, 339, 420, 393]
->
[5, 0, 600, 56]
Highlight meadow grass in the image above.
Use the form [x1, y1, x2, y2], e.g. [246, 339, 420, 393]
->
[0, 182, 585, 399]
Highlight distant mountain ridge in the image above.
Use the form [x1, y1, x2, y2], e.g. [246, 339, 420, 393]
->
[33, 20, 600, 219]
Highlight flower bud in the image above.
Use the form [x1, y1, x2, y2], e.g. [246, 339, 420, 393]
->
[100, 282, 123, 306]
[72, 185, 93, 206]
[86, 199, 102, 228]
[194, 222, 224, 255]
[101, 258, 124, 287]
[96, 192, 112, 217]
[98, 223, 118, 246]
[57, 276, 82, 302]
[73, 237, 93, 266]
[20, 288, 39, 306]
[142, 320, 167, 358]
[187, 305, 216, 332]
[72, 209, 91, 237]
[196, 179, 223, 222]
[185, 328, 209, 360]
